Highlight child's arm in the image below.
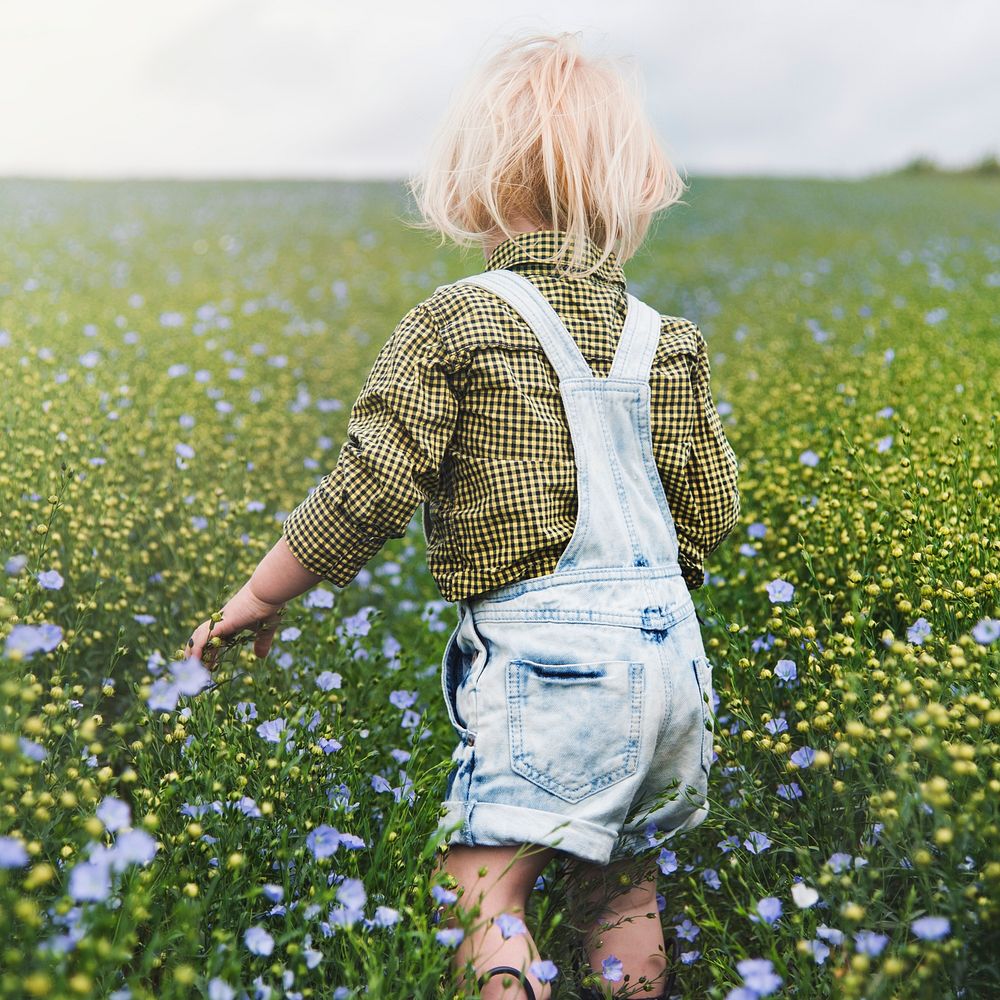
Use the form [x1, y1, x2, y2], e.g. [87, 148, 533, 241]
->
[186, 302, 457, 669]
[678, 327, 741, 588]
[279, 301, 458, 586]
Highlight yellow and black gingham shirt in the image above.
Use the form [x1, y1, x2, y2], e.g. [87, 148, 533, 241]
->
[282, 229, 740, 603]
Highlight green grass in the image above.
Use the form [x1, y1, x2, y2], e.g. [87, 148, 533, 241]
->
[0, 175, 998, 999]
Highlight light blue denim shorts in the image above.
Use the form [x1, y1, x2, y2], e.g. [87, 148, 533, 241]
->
[434, 576, 715, 866]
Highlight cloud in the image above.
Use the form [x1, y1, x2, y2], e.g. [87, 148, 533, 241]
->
[0, 0, 996, 178]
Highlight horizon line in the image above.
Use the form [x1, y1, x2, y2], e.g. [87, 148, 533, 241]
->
[0, 169, 919, 184]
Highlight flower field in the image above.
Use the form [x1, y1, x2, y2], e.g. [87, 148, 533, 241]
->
[0, 175, 997, 999]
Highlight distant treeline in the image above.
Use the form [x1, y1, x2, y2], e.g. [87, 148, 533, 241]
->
[880, 152, 1000, 177]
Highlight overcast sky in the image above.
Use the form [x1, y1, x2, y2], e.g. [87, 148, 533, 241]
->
[1, 0, 997, 180]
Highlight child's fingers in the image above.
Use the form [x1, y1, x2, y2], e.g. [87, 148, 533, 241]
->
[253, 623, 276, 659]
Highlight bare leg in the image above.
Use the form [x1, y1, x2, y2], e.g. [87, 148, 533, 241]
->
[432, 843, 557, 999]
[564, 855, 668, 997]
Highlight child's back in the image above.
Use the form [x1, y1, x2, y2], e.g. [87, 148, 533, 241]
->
[281, 227, 740, 608]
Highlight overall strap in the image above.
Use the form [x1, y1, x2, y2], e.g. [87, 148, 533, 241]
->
[608, 290, 663, 383]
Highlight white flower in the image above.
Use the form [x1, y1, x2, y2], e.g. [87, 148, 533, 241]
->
[791, 882, 819, 908]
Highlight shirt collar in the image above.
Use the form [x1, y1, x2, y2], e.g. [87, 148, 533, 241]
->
[485, 228, 626, 290]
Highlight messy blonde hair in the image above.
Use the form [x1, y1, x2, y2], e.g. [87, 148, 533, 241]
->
[405, 30, 688, 279]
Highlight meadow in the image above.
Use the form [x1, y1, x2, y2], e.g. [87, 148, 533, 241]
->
[0, 174, 997, 1000]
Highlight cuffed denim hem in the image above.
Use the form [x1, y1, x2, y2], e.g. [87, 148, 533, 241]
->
[434, 799, 619, 866]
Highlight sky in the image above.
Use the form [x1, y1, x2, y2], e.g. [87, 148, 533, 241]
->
[0, 0, 997, 180]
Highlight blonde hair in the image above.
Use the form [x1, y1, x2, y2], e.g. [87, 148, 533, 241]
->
[405, 30, 688, 279]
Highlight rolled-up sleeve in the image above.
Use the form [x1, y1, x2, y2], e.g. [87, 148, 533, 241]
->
[679, 327, 741, 588]
[281, 302, 458, 587]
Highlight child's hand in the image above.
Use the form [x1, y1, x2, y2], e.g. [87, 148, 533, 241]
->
[185, 582, 286, 672]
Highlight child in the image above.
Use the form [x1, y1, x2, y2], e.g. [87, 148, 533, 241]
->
[187, 30, 739, 1000]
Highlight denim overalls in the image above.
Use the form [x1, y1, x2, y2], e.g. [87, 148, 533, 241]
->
[431, 268, 715, 866]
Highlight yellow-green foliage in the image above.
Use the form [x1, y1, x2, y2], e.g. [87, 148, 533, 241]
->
[0, 176, 997, 1000]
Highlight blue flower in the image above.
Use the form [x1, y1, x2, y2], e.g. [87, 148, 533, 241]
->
[316, 671, 342, 690]
[701, 868, 721, 890]
[389, 689, 418, 710]
[0, 837, 30, 868]
[336, 877, 367, 912]
[208, 978, 235, 1000]
[743, 831, 772, 854]
[172, 656, 212, 695]
[747, 522, 767, 540]
[657, 848, 678, 875]
[96, 797, 131, 832]
[736, 957, 782, 996]
[530, 960, 559, 982]
[675, 918, 700, 941]
[799, 449, 820, 467]
[432, 884, 458, 905]
[808, 938, 831, 964]
[147, 678, 180, 712]
[19, 738, 47, 762]
[342, 608, 373, 637]
[69, 856, 113, 902]
[435, 928, 464, 947]
[971, 618, 999, 645]
[496, 912, 527, 938]
[256, 718, 288, 743]
[777, 782, 803, 800]
[910, 915, 950, 941]
[306, 825, 343, 860]
[790, 746, 815, 768]
[330, 904, 363, 929]
[4, 554, 28, 575]
[601, 955, 623, 982]
[372, 905, 401, 928]
[400, 708, 422, 729]
[773, 659, 797, 682]
[4, 622, 64, 659]
[244, 925, 274, 956]
[303, 588, 335, 609]
[765, 579, 794, 603]
[36, 569, 64, 590]
[816, 924, 844, 946]
[750, 897, 782, 925]
[906, 618, 932, 645]
[853, 930, 888, 956]
[109, 829, 158, 871]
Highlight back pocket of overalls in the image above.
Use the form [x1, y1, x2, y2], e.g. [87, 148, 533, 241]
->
[507, 658, 644, 803]
[691, 656, 715, 779]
